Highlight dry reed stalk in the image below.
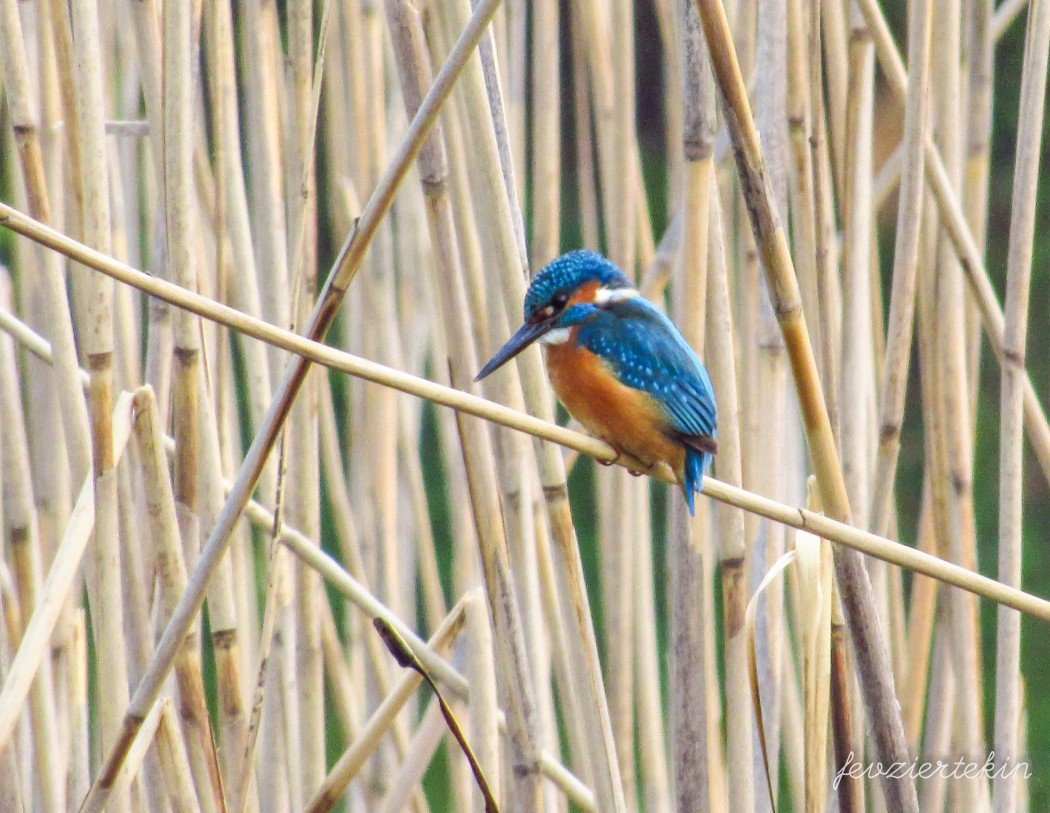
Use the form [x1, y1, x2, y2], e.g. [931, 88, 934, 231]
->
[531, 500, 598, 792]
[435, 0, 628, 807]
[237, 465, 599, 808]
[205, 0, 278, 503]
[0, 391, 133, 754]
[994, 0, 1032, 38]
[994, 2, 1050, 810]
[425, 14, 556, 791]
[467, 591, 501, 813]
[65, 611, 90, 801]
[67, 4, 132, 811]
[529, 0, 560, 265]
[785, 0, 820, 377]
[692, 1, 917, 808]
[963, 0, 995, 414]
[0, 0, 91, 485]
[839, 9, 874, 528]
[866, 0, 931, 544]
[107, 698, 164, 807]
[610, 0, 637, 272]
[0, 281, 64, 813]
[805, 0, 841, 425]
[238, 527, 296, 813]
[155, 698, 205, 813]
[569, 17, 600, 249]
[74, 0, 504, 792]
[819, 0, 848, 197]
[928, 5, 989, 809]
[428, 6, 556, 790]
[162, 0, 200, 587]
[672, 2, 720, 809]
[240, 0, 291, 364]
[901, 487, 938, 747]
[304, 597, 468, 813]
[196, 369, 253, 810]
[599, 469, 636, 805]
[2, 226, 1048, 626]
[707, 183, 753, 811]
[574, 0, 619, 244]
[383, 5, 542, 810]
[667, 500, 710, 811]
[376, 699, 444, 813]
[427, 16, 490, 349]
[318, 600, 362, 743]
[631, 494, 670, 813]
[397, 404, 449, 630]
[125, 386, 225, 813]
[285, 3, 325, 800]
[752, 3, 793, 802]
[0, 560, 27, 809]
[856, 0, 1050, 487]
[828, 581, 860, 813]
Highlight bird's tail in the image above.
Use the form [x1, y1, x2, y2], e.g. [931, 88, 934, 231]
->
[682, 447, 710, 516]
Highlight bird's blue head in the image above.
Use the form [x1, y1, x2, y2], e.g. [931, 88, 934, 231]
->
[476, 251, 635, 381]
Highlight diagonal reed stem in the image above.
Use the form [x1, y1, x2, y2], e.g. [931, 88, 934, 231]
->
[1, 225, 1049, 632]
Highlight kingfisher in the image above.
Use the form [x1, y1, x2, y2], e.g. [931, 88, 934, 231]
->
[476, 250, 717, 514]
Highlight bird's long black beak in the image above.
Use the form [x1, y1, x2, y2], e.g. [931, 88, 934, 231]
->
[475, 319, 553, 381]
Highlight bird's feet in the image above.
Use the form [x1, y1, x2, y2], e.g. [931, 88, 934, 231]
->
[627, 460, 657, 477]
[597, 447, 623, 467]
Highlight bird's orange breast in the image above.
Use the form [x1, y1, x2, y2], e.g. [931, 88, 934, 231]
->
[545, 333, 684, 473]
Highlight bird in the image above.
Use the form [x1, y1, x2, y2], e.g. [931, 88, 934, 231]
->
[475, 250, 717, 514]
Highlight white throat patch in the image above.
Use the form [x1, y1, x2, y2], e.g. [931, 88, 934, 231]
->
[593, 286, 639, 306]
[539, 327, 572, 346]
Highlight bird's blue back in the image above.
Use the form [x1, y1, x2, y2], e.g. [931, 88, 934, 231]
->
[577, 297, 717, 512]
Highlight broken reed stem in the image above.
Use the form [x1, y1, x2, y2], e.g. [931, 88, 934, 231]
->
[691, 1, 917, 808]
[0, 392, 134, 755]
[994, 1, 1050, 810]
[303, 597, 469, 813]
[0, 219, 1048, 628]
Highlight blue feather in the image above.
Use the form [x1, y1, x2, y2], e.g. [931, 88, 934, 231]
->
[577, 298, 718, 442]
[683, 447, 711, 516]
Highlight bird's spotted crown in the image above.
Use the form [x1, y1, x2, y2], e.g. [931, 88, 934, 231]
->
[523, 250, 633, 321]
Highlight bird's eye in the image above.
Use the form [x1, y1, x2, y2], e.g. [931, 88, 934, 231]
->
[551, 292, 569, 309]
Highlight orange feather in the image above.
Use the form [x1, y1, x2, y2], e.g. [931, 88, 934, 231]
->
[545, 333, 685, 477]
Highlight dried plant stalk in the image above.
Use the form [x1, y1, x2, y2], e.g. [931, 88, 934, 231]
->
[994, 1, 1050, 810]
[691, 0, 920, 807]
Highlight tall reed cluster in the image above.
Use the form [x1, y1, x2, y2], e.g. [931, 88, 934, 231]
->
[0, 0, 1047, 811]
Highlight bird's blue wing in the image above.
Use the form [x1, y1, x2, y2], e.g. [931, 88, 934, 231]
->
[577, 297, 717, 515]
[577, 297, 717, 441]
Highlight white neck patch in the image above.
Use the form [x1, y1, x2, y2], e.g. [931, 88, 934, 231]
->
[593, 286, 639, 306]
[539, 327, 572, 346]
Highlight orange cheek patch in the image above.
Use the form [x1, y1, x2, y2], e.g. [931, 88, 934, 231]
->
[567, 280, 600, 307]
